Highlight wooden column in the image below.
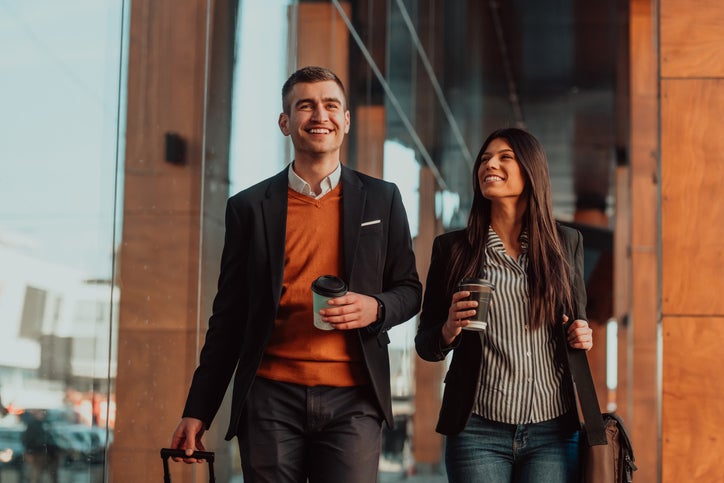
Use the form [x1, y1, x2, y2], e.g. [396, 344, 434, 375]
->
[354, 106, 385, 178]
[347, 0, 387, 175]
[573, 206, 611, 411]
[292, 1, 351, 165]
[612, 0, 632, 420]
[571, 108, 613, 407]
[294, 1, 350, 81]
[412, 168, 445, 473]
[112, 0, 234, 481]
[613, 165, 631, 414]
[660, 0, 724, 480]
[627, 0, 660, 480]
[409, 1, 447, 472]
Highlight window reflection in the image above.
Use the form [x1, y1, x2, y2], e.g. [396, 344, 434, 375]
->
[0, 0, 126, 481]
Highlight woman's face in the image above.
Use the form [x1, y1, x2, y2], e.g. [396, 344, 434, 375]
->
[478, 137, 526, 202]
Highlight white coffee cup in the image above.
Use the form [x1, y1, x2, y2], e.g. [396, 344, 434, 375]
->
[311, 275, 348, 330]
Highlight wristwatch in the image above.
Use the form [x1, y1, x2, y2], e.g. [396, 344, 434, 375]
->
[375, 297, 385, 323]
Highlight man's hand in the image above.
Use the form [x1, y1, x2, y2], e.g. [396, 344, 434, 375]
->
[170, 417, 206, 464]
[319, 291, 378, 330]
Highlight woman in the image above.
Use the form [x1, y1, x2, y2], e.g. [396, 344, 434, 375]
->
[415, 128, 593, 483]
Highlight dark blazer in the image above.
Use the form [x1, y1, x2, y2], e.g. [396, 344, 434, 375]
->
[415, 224, 586, 435]
[183, 165, 422, 440]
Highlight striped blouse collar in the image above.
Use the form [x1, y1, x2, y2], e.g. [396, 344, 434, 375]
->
[487, 225, 529, 253]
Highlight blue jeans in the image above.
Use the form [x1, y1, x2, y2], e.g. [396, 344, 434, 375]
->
[445, 414, 580, 483]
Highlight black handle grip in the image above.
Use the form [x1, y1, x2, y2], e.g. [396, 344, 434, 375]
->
[160, 448, 216, 483]
[160, 448, 215, 461]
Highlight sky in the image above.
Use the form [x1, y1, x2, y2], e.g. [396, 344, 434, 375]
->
[0, 0, 127, 279]
[230, 0, 291, 193]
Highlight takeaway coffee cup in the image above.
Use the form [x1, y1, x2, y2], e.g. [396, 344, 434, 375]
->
[458, 278, 495, 331]
[311, 275, 348, 330]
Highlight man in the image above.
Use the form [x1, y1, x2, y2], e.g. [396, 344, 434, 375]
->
[22, 409, 60, 483]
[170, 66, 422, 482]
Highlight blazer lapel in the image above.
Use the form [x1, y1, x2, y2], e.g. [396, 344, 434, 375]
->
[262, 167, 290, 304]
[340, 166, 366, 282]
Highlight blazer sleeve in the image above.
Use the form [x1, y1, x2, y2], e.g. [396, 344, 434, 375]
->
[182, 197, 249, 427]
[365, 182, 423, 333]
[415, 233, 458, 362]
[567, 227, 588, 321]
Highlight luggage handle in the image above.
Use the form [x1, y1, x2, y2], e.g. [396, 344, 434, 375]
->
[160, 448, 215, 483]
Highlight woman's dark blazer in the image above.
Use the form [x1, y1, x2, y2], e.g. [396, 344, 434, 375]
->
[414, 224, 587, 435]
[182, 165, 422, 440]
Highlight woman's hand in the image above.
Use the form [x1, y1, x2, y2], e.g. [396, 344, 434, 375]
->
[563, 314, 593, 351]
[441, 291, 479, 346]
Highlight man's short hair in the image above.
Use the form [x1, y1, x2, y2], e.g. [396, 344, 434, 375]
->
[281, 66, 347, 114]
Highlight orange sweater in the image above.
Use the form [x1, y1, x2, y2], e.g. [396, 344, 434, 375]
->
[256, 185, 369, 387]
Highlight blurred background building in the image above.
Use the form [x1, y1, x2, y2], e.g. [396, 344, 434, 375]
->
[0, 0, 722, 482]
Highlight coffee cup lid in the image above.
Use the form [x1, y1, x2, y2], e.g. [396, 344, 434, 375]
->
[311, 275, 348, 297]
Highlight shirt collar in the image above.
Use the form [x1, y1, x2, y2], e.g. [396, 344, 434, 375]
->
[288, 162, 342, 199]
[519, 229, 529, 252]
[487, 225, 529, 253]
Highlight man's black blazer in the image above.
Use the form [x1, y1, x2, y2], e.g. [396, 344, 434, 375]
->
[415, 224, 586, 435]
[183, 165, 422, 440]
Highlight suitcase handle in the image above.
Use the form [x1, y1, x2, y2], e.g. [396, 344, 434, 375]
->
[160, 448, 215, 483]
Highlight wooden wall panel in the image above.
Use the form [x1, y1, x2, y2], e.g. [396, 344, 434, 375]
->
[661, 0, 724, 77]
[662, 317, 724, 481]
[659, 0, 724, 478]
[661, 79, 724, 315]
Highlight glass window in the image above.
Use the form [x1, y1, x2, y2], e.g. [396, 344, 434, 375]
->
[0, 1, 127, 480]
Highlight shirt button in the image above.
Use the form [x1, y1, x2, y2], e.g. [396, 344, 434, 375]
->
[526, 351, 531, 357]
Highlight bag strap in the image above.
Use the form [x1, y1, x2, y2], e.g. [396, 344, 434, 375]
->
[563, 323, 608, 446]
[557, 224, 607, 446]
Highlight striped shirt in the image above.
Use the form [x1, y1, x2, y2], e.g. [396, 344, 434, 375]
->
[472, 227, 572, 424]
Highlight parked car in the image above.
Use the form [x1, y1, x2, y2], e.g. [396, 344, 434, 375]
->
[0, 425, 25, 469]
[49, 423, 112, 466]
[16, 409, 112, 467]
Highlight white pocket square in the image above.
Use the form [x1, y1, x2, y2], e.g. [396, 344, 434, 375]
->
[361, 219, 381, 227]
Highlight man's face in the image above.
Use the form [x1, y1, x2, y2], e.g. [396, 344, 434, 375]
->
[278, 80, 350, 159]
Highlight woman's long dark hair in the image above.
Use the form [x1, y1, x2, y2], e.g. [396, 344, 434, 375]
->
[445, 128, 573, 330]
